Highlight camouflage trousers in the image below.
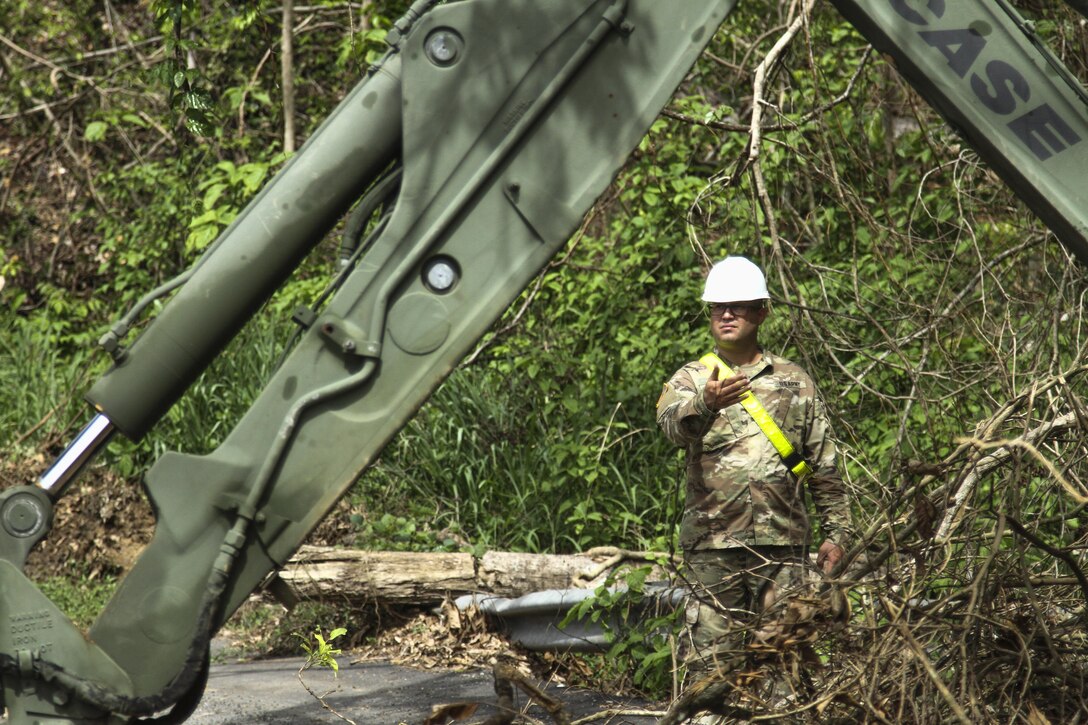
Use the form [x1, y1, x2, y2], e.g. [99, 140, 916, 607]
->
[680, 545, 808, 682]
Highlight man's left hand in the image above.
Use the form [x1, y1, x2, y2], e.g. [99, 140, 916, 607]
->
[816, 540, 844, 574]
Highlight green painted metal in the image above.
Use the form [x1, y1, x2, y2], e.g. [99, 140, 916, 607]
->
[86, 0, 739, 697]
[1, 561, 134, 723]
[4, 0, 1088, 721]
[2, 0, 740, 720]
[84, 56, 404, 440]
[830, 0, 1088, 262]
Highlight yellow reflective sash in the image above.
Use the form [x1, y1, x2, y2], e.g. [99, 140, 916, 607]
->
[699, 353, 814, 481]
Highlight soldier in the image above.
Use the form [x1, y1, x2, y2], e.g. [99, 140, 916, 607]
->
[656, 256, 852, 688]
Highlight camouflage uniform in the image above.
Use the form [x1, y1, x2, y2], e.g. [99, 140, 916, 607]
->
[656, 352, 851, 679]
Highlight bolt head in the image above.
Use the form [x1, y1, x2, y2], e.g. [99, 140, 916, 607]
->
[425, 29, 462, 66]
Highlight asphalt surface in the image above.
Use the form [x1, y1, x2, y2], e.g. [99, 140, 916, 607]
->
[187, 656, 662, 724]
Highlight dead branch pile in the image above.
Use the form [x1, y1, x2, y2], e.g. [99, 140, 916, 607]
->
[651, 369, 1088, 723]
[667, 3, 1088, 722]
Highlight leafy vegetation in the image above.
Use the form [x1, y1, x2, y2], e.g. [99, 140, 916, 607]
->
[298, 627, 347, 675]
[36, 572, 118, 630]
[563, 564, 683, 696]
[2, 0, 1088, 720]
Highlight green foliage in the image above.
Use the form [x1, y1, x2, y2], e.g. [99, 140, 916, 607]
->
[148, 0, 230, 137]
[93, 158, 200, 301]
[353, 511, 468, 553]
[356, 367, 682, 554]
[298, 627, 347, 675]
[36, 574, 118, 630]
[187, 156, 288, 253]
[4, 281, 109, 349]
[562, 564, 681, 697]
[295, 624, 356, 722]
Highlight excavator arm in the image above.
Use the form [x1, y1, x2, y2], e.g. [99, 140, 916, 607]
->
[830, 0, 1088, 261]
[0, 1, 740, 721]
[0, 0, 1085, 722]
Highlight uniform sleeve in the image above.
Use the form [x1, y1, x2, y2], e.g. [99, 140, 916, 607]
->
[656, 365, 716, 447]
[802, 382, 854, 544]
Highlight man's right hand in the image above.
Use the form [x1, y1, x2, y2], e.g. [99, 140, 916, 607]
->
[702, 364, 750, 411]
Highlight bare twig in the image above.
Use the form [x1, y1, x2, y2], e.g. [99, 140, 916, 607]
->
[956, 430, 1088, 505]
[883, 597, 973, 725]
[481, 662, 571, 725]
[296, 664, 356, 725]
[748, 0, 814, 162]
[936, 412, 1081, 540]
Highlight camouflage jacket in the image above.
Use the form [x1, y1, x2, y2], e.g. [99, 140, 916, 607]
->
[656, 352, 852, 551]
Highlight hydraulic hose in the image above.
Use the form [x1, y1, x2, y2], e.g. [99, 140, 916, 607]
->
[0, 590, 214, 719]
[338, 165, 403, 269]
[2, 356, 381, 719]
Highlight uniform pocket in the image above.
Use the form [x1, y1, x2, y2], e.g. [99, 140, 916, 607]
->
[754, 378, 805, 444]
[701, 407, 759, 453]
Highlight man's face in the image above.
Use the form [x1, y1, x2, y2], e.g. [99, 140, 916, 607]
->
[708, 301, 768, 350]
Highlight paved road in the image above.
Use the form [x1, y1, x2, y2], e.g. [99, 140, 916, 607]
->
[187, 657, 662, 724]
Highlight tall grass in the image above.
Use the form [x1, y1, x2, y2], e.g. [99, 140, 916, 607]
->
[0, 325, 103, 461]
[0, 308, 291, 475]
[354, 366, 682, 554]
[1, 306, 682, 556]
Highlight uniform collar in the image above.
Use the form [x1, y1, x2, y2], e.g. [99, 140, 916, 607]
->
[737, 350, 774, 378]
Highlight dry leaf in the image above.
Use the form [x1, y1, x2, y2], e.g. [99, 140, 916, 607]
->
[422, 701, 479, 725]
[1026, 703, 1053, 725]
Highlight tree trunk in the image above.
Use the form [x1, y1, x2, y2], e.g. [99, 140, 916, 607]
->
[278, 545, 667, 605]
[281, 0, 296, 153]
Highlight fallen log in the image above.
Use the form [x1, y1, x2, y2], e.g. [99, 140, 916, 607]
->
[278, 545, 668, 605]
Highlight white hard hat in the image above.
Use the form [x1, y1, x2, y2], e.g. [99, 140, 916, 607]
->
[701, 256, 769, 303]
